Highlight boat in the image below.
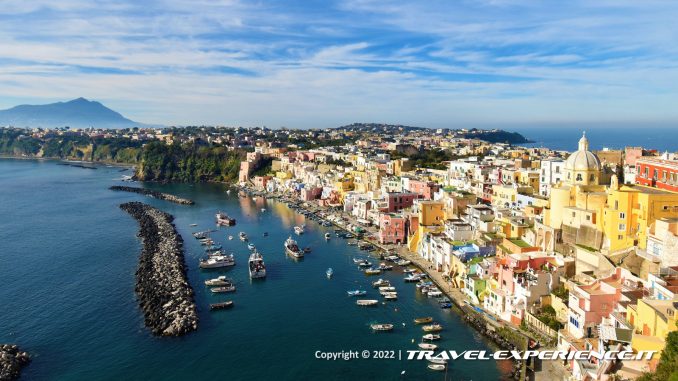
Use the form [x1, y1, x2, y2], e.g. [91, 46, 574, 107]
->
[372, 279, 390, 288]
[383, 293, 398, 300]
[248, 252, 266, 279]
[239, 232, 248, 241]
[428, 290, 443, 297]
[395, 259, 411, 266]
[261, 208, 266, 212]
[247, 243, 256, 251]
[326, 268, 333, 278]
[418, 343, 437, 350]
[216, 211, 236, 226]
[209, 301, 234, 310]
[189, 223, 198, 227]
[427, 364, 446, 371]
[211, 285, 236, 293]
[356, 299, 379, 306]
[204, 276, 233, 286]
[294, 225, 305, 235]
[284, 236, 304, 258]
[199, 254, 235, 269]
[263, 232, 268, 237]
[325, 233, 331, 240]
[439, 302, 452, 309]
[199, 238, 214, 246]
[377, 263, 393, 271]
[364, 268, 382, 275]
[353, 258, 365, 264]
[404, 275, 421, 282]
[228, 235, 233, 240]
[414, 317, 434, 324]
[370, 323, 394, 331]
[428, 357, 448, 365]
[423, 334, 441, 341]
[403, 268, 417, 274]
[357, 260, 372, 268]
[422, 324, 443, 332]
[303, 247, 312, 253]
[378, 286, 396, 292]
[204, 244, 223, 252]
[347, 290, 367, 297]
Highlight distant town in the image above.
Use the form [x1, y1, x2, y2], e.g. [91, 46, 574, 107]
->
[2, 123, 678, 380]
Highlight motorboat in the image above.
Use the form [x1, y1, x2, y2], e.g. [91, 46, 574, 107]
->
[384, 255, 400, 261]
[395, 259, 411, 266]
[404, 275, 421, 282]
[364, 268, 381, 276]
[248, 252, 266, 279]
[284, 236, 303, 258]
[414, 317, 433, 324]
[247, 243, 256, 251]
[403, 268, 417, 274]
[211, 285, 236, 293]
[423, 334, 441, 341]
[209, 301, 233, 310]
[326, 268, 333, 278]
[418, 343, 437, 350]
[347, 290, 367, 297]
[428, 290, 443, 298]
[204, 245, 223, 252]
[189, 223, 198, 227]
[427, 364, 446, 371]
[294, 225, 305, 235]
[439, 302, 452, 309]
[239, 232, 248, 241]
[428, 357, 448, 365]
[199, 254, 235, 269]
[303, 247, 312, 253]
[383, 293, 398, 300]
[378, 286, 396, 292]
[370, 323, 393, 332]
[422, 324, 443, 332]
[204, 276, 232, 287]
[324, 233, 331, 240]
[215, 211, 236, 226]
[228, 235, 233, 240]
[372, 279, 390, 288]
[356, 299, 379, 306]
[352, 258, 365, 264]
[377, 263, 393, 271]
[357, 260, 372, 268]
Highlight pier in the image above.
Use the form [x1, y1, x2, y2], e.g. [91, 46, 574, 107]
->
[110, 186, 195, 205]
[120, 202, 198, 336]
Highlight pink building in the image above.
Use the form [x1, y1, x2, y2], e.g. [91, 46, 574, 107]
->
[383, 192, 420, 212]
[408, 180, 440, 200]
[301, 186, 323, 201]
[252, 176, 272, 189]
[379, 213, 408, 244]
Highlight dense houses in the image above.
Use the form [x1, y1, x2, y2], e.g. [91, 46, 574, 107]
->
[240, 131, 678, 381]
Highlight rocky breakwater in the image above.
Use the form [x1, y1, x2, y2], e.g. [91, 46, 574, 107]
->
[110, 186, 194, 205]
[0, 345, 30, 381]
[120, 201, 198, 336]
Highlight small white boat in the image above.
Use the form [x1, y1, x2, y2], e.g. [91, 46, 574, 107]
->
[228, 235, 233, 240]
[423, 334, 441, 341]
[325, 233, 331, 240]
[199, 254, 236, 269]
[204, 276, 232, 287]
[326, 268, 333, 278]
[378, 286, 396, 292]
[418, 343, 437, 350]
[428, 357, 448, 365]
[372, 279, 390, 288]
[428, 290, 443, 297]
[364, 268, 382, 276]
[211, 285, 236, 293]
[395, 259, 411, 266]
[247, 243, 256, 251]
[403, 268, 417, 274]
[383, 293, 398, 300]
[370, 323, 393, 332]
[347, 290, 367, 297]
[356, 299, 379, 306]
[239, 232, 248, 241]
[294, 225, 305, 235]
[189, 223, 198, 227]
[261, 208, 266, 212]
[427, 364, 446, 371]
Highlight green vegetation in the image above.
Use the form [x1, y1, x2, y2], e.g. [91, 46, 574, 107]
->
[552, 285, 569, 302]
[389, 148, 458, 170]
[137, 141, 246, 182]
[534, 305, 563, 331]
[576, 243, 598, 252]
[637, 331, 678, 381]
[509, 238, 531, 248]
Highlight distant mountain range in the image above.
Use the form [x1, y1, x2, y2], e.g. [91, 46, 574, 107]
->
[0, 98, 145, 128]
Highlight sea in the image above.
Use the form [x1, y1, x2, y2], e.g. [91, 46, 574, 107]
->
[0, 159, 510, 381]
[511, 125, 678, 152]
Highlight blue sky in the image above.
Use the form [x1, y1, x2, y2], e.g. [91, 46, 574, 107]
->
[1, 0, 678, 128]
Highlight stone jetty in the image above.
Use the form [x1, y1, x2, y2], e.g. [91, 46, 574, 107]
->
[0, 345, 30, 381]
[120, 201, 198, 336]
[110, 186, 194, 205]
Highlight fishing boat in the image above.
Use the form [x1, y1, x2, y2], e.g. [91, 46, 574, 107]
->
[326, 268, 333, 278]
[347, 290, 367, 297]
[364, 268, 382, 275]
[427, 364, 446, 371]
[211, 285, 236, 293]
[247, 243, 256, 251]
[215, 211, 236, 226]
[418, 343, 437, 350]
[370, 323, 394, 332]
[239, 232, 248, 241]
[372, 279, 390, 288]
[248, 252, 266, 279]
[423, 334, 441, 341]
[284, 236, 303, 258]
[204, 276, 232, 286]
[422, 324, 443, 332]
[414, 317, 434, 324]
[199, 254, 235, 269]
[209, 301, 233, 310]
[356, 299, 379, 306]
[324, 233, 331, 240]
[293, 225, 305, 235]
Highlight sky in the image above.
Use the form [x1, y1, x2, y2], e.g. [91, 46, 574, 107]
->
[1, 0, 678, 128]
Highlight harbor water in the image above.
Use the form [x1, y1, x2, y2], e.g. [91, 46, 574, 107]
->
[0, 159, 510, 380]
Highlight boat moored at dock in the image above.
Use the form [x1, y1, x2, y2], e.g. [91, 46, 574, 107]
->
[199, 254, 235, 269]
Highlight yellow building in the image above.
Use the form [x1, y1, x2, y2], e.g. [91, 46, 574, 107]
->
[628, 298, 678, 357]
[602, 177, 678, 252]
[408, 201, 445, 252]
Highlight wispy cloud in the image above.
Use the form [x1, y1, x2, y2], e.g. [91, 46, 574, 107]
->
[0, 0, 677, 127]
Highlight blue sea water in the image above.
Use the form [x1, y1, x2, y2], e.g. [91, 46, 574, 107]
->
[0, 159, 509, 380]
[512, 125, 678, 152]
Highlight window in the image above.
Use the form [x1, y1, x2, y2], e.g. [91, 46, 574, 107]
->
[663, 171, 668, 181]
[590, 174, 595, 181]
[619, 223, 626, 231]
[644, 167, 649, 178]
[618, 235, 623, 240]
[576, 173, 583, 182]
[586, 215, 591, 221]
[620, 212, 626, 219]
[614, 200, 619, 210]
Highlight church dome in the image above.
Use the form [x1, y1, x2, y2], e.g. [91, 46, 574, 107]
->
[565, 132, 601, 171]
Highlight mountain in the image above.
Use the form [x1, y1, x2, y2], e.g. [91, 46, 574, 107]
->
[0, 98, 145, 128]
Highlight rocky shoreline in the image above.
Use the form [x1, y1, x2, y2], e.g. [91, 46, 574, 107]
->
[111, 186, 194, 205]
[0, 345, 29, 381]
[120, 201, 198, 336]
